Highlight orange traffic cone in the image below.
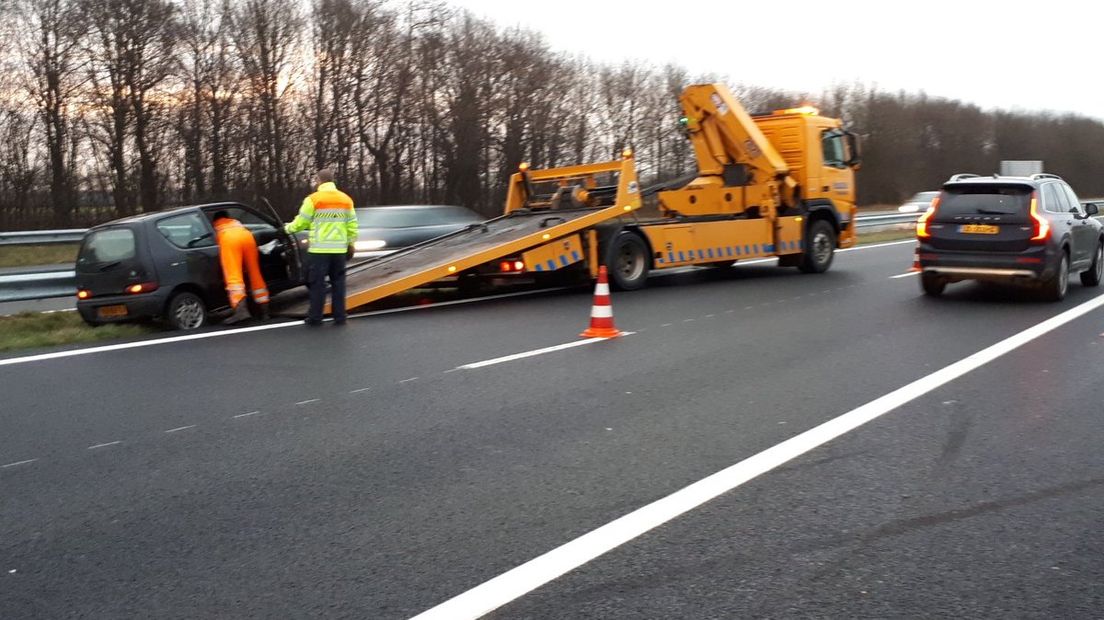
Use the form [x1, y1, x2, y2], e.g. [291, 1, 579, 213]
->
[580, 266, 624, 339]
[910, 247, 921, 272]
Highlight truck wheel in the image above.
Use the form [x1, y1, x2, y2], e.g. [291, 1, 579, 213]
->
[920, 272, 946, 297]
[1080, 242, 1103, 287]
[165, 291, 207, 330]
[605, 231, 650, 290]
[798, 219, 836, 273]
[1041, 252, 1069, 302]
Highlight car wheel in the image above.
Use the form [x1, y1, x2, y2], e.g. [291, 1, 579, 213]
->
[165, 291, 207, 330]
[1041, 252, 1069, 302]
[798, 220, 836, 273]
[920, 272, 946, 297]
[1080, 242, 1103, 287]
[605, 231, 650, 290]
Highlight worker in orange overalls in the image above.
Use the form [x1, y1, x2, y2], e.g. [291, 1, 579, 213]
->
[213, 210, 270, 324]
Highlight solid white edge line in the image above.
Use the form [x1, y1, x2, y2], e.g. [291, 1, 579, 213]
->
[456, 333, 635, 370]
[890, 271, 920, 279]
[0, 242, 915, 368]
[411, 291, 1104, 620]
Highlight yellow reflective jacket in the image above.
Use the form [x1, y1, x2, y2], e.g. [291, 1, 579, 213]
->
[285, 182, 358, 254]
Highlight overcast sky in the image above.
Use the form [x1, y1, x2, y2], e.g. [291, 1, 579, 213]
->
[451, 0, 1104, 120]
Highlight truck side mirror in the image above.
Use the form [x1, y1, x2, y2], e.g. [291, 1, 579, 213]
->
[845, 132, 862, 169]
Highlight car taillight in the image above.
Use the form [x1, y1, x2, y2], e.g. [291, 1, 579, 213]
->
[77, 289, 91, 300]
[1029, 192, 1049, 243]
[126, 282, 159, 294]
[916, 195, 939, 238]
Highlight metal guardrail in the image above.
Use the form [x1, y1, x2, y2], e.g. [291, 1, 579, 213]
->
[0, 229, 87, 246]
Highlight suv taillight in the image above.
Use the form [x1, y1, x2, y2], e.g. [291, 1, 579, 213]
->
[916, 195, 940, 239]
[1029, 192, 1050, 243]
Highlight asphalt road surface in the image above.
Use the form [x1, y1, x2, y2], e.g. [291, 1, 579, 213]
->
[2, 240, 1102, 618]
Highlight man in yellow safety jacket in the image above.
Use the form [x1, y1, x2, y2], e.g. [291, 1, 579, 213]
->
[285, 168, 358, 326]
[213, 210, 270, 324]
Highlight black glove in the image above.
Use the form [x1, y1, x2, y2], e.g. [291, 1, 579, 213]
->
[346, 245, 356, 261]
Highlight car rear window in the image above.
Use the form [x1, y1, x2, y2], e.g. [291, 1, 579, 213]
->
[356, 207, 481, 228]
[938, 185, 1032, 216]
[77, 228, 136, 270]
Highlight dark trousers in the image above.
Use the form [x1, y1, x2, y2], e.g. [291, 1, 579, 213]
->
[307, 253, 347, 323]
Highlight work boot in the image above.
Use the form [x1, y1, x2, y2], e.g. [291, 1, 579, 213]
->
[224, 303, 251, 325]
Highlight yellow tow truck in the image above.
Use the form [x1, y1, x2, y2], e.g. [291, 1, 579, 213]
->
[291, 82, 862, 315]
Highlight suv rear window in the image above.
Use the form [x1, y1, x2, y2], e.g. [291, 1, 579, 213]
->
[77, 228, 136, 270]
[939, 185, 1032, 216]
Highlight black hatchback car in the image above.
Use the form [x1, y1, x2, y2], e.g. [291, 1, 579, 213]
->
[76, 202, 308, 329]
[916, 173, 1103, 301]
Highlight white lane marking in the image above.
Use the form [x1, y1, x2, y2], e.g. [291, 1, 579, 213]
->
[891, 271, 920, 279]
[411, 291, 1104, 620]
[682, 318, 695, 323]
[725, 309, 735, 314]
[399, 377, 419, 384]
[0, 289, 573, 368]
[233, 411, 261, 419]
[704, 314, 715, 318]
[456, 333, 636, 371]
[841, 239, 914, 252]
[87, 441, 121, 450]
[1, 459, 37, 469]
[164, 425, 196, 434]
[744, 306, 753, 310]
[660, 323, 672, 327]
[295, 399, 320, 406]
[0, 241, 915, 368]
[349, 387, 372, 393]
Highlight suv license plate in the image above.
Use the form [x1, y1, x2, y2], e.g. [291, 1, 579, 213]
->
[960, 224, 999, 234]
[97, 304, 128, 318]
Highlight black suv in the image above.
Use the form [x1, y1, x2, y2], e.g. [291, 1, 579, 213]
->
[916, 173, 1103, 301]
[76, 202, 307, 329]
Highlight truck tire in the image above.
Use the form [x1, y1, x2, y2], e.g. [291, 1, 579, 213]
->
[164, 291, 207, 330]
[1041, 251, 1069, 302]
[605, 231, 650, 290]
[920, 272, 945, 297]
[798, 219, 836, 273]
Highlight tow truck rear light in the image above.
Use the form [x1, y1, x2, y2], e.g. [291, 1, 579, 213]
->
[1029, 192, 1050, 243]
[498, 260, 526, 273]
[126, 282, 159, 294]
[916, 195, 939, 239]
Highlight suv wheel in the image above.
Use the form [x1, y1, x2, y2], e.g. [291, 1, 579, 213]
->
[165, 291, 207, 330]
[1041, 252, 1069, 302]
[1080, 242, 1103, 287]
[921, 272, 946, 297]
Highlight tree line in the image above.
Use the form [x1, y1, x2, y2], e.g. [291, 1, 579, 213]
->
[1, 0, 1102, 229]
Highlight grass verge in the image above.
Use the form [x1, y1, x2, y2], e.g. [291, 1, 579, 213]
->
[0, 244, 79, 268]
[0, 311, 156, 354]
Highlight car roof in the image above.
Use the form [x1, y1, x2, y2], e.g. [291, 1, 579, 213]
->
[943, 176, 1048, 189]
[88, 202, 249, 229]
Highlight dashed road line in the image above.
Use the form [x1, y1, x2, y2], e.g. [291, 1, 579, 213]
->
[349, 387, 372, 393]
[399, 377, 420, 384]
[1, 459, 37, 469]
[455, 333, 635, 371]
[233, 411, 262, 419]
[661, 323, 673, 327]
[295, 399, 321, 406]
[164, 425, 197, 434]
[682, 318, 696, 323]
[891, 271, 919, 279]
[87, 441, 121, 450]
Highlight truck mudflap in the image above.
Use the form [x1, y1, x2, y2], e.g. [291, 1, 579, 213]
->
[278, 203, 636, 316]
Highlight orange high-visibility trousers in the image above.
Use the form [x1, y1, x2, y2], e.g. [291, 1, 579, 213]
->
[215, 220, 269, 309]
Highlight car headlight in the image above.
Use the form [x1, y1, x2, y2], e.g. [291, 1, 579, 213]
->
[354, 240, 386, 251]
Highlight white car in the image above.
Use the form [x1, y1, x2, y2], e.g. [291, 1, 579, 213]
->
[898, 191, 939, 213]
